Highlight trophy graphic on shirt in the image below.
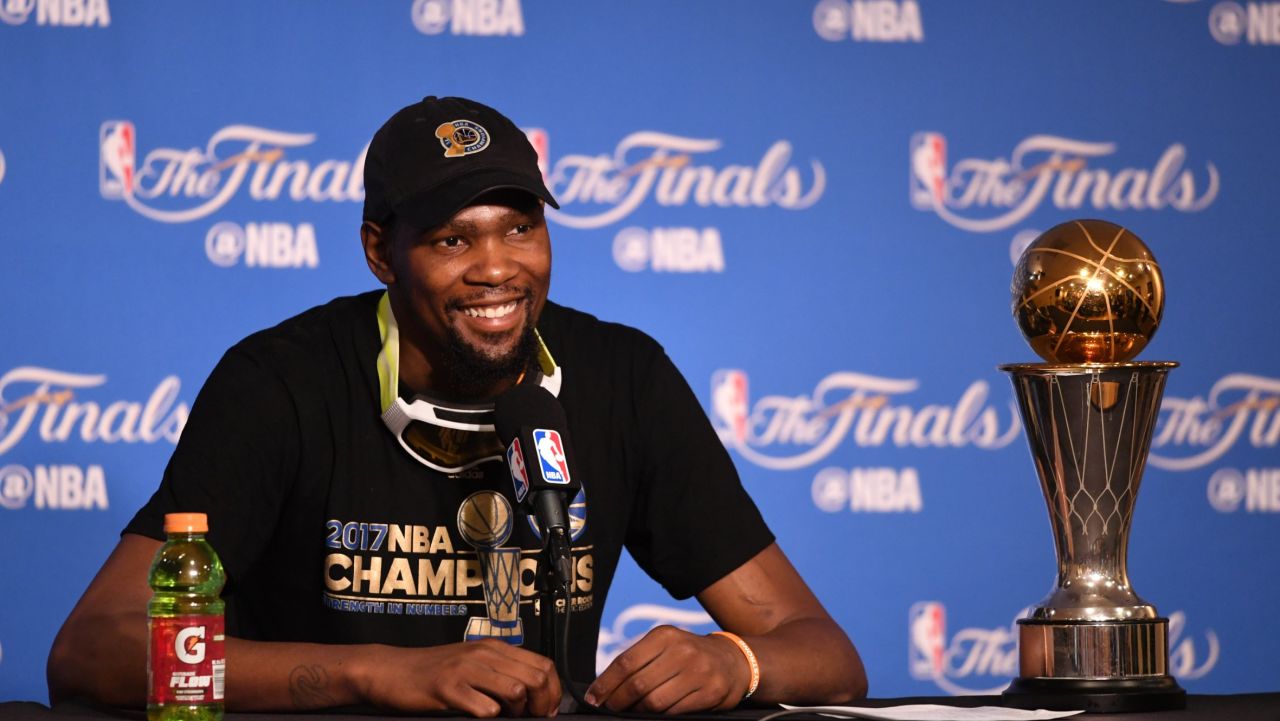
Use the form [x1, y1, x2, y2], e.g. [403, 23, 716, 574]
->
[457, 491, 524, 644]
[1000, 219, 1185, 713]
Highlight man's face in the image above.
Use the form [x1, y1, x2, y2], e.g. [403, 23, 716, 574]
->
[379, 190, 551, 394]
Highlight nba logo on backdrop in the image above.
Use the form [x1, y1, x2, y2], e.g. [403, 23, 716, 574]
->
[99, 121, 135, 198]
[1208, 2, 1280, 45]
[710, 370, 749, 446]
[812, 0, 923, 42]
[533, 429, 570, 484]
[411, 0, 524, 36]
[908, 601, 946, 679]
[906, 601, 1018, 695]
[0, 463, 108, 511]
[0, 0, 110, 26]
[909, 132, 946, 210]
[525, 129, 549, 180]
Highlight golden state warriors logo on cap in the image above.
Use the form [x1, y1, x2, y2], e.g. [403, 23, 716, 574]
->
[435, 120, 490, 158]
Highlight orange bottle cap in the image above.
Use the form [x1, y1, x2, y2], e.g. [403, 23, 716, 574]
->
[164, 512, 208, 533]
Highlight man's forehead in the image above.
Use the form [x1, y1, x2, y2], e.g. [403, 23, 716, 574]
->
[399, 191, 545, 237]
[438, 190, 545, 225]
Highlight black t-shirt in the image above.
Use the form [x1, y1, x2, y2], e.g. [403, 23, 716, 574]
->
[126, 291, 773, 682]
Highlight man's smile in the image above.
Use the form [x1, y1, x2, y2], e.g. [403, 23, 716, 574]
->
[460, 301, 519, 320]
[451, 294, 531, 337]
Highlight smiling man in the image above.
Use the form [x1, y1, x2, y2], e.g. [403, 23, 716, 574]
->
[48, 96, 867, 717]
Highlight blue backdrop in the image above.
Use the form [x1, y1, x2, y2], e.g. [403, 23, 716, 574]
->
[2, 0, 1278, 702]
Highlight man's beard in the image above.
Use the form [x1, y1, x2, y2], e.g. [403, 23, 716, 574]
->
[438, 319, 540, 398]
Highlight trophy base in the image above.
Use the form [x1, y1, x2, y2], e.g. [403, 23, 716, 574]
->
[1017, 617, 1172, 677]
[1004, 618, 1186, 712]
[1003, 676, 1186, 713]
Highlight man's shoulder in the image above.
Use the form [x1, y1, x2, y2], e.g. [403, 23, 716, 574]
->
[538, 300, 664, 365]
[227, 291, 381, 368]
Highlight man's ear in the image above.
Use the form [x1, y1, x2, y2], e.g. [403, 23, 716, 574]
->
[361, 221, 396, 285]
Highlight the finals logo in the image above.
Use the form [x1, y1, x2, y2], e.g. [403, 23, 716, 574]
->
[709, 369, 1020, 471]
[909, 132, 1219, 233]
[531, 131, 827, 230]
[0, 366, 187, 457]
[98, 120, 365, 224]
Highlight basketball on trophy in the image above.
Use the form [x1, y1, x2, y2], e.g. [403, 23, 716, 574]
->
[457, 491, 514, 549]
[1011, 219, 1165, 364]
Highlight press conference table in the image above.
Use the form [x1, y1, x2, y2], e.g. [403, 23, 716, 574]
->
[5, 694, 1280, 721]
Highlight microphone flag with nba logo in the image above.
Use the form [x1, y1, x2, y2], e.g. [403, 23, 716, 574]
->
[493, 384, 582, 538]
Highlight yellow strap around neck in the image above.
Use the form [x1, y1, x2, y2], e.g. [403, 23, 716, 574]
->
[376, 292, 399, 414]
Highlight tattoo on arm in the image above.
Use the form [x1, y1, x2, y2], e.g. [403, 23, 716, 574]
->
[289, 664, 337, 710]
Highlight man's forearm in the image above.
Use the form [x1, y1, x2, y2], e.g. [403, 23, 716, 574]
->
[224, 638, 369, 711]
[744, 615, 868, 704]
[50, 607, 558, 715]
[47, 606, 149, 708]
[48, 614, 368, 711]
[689, 543, 868, 708]
[228, 637, 562, 715]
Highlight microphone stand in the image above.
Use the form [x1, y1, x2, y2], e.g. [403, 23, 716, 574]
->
[537, 525, 572, 658]
[533, 499, 596, 711]
[535, 529, 558, 657]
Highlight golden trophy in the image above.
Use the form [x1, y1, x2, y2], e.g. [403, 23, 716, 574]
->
[1001, 219, 1185, 712]
[457, 491, 524, 643]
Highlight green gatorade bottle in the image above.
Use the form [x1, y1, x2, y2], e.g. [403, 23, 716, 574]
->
[147, 512, 226, 721]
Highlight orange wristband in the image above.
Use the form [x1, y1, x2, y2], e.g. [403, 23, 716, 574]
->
[710, 630, 760, 699]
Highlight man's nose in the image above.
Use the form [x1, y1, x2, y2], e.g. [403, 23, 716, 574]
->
[465, 238, 519, 286]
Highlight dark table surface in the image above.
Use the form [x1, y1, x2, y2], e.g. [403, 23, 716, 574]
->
[4, 694, 1280, 721]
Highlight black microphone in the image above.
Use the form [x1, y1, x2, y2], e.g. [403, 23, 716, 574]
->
[493, 383, 581, 590]
[493, 383, 596, 705]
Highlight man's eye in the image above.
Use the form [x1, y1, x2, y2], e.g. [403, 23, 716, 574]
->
[436, 236, 464, 248]
[511, 224, 531, 235]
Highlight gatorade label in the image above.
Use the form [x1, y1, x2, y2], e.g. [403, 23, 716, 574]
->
[148, 615, 225, 704]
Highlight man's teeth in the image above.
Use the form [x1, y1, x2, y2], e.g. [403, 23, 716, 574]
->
[462, 302, 518, 319]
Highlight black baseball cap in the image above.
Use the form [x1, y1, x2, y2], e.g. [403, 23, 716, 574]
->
[362, 95, 559, 229]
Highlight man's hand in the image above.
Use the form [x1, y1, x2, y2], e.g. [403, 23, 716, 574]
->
[48, 535, 564, 718]
[586, 626, 749, 714]
[585, 544, 867, 715]
[353, 639, 561, 717]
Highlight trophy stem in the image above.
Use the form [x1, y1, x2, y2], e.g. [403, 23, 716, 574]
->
[1000, 362, 1185, 713]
